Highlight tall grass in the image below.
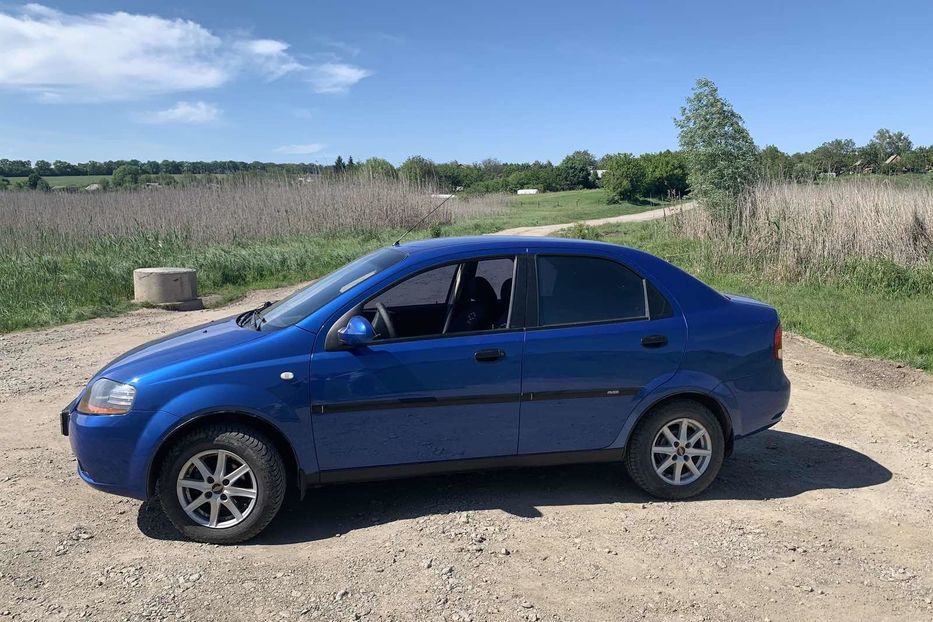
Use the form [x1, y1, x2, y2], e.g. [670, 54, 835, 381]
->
[0, 178, 507, 331]
[673, 179, 933, 294]
[0, 176, 506, 252]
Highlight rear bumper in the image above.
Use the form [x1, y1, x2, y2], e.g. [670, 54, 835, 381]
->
[719, 369, 791, 439]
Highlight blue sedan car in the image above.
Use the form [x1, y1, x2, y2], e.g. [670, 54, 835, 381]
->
[62, 236, 790, 543]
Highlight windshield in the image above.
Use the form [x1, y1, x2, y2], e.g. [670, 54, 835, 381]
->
[258, 247, 406, 329]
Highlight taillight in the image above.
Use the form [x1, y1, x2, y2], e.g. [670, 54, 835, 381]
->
[773, 323, 783, 360]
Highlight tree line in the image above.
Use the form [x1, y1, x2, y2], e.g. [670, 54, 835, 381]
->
[0, 159, 323, 179]
[3, 121, 931, 196]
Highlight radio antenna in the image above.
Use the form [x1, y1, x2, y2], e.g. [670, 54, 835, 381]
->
[393, 190, 459, 246]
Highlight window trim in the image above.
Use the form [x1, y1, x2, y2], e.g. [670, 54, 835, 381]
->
[324, 253, 524, 350]
[527, 253, 652, 330]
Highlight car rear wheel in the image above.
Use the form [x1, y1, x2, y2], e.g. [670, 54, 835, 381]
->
[624, 400, 725, 499]
[156, 424, 286, 544]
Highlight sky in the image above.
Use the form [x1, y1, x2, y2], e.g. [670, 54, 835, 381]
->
[1, 0, 932, 165]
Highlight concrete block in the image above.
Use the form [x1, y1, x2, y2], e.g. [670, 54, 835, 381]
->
[133, 267, 199, 307]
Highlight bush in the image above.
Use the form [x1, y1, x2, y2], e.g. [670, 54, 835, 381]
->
[601, 153, 645, 203]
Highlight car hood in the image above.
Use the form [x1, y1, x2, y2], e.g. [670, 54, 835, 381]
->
[93, 316, 265, 384]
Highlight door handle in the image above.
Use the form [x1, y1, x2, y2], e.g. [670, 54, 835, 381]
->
[641, 334, 668, 348]
[474, 348, 506, 362]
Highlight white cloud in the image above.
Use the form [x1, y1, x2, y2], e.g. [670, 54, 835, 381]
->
[307, 63, 372, 94]
[275, 143, 326, 155]
[143, 101, 221, 124]
[235, 38, 304, 79]
[0, 4, 312, 102]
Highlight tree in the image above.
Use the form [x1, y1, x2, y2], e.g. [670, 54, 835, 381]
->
[333, 155, 346, 176]
[675, 78, 758, 224]
[34, 160, 53, 176]
[601, 153, 645, 203]
[0, 177, 9, 190]
[862, 129, 913, 168]
[26, 172, 50, 191]
[111, 164, 141, 187]
[555, 150, 596, 190]
[639, 150, 689, 198]
[759, 145, 792, 178]
[358, 157, 397, 180]
[812, 138, 856, 174]
[399, 155, 437, 185]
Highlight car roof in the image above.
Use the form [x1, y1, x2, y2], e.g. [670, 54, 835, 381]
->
[396, 235, 622, 256]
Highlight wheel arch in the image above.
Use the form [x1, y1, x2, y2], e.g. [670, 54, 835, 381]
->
[620, 391, 735, 455]
[146, 410, 303, 499]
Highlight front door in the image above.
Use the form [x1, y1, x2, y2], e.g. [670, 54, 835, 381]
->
[518, 253, 687, 454]
[310, 255, 524, 471]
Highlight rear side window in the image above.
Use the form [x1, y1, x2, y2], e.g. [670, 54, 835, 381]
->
[536, 255, 647, 326]
[646, 280, 674, 319]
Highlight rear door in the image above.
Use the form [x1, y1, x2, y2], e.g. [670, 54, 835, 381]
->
[518, 252, 686, 454]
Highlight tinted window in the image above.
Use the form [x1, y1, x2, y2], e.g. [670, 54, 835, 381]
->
[261, 247, 406, 328]
[646, 280, 673, 319]
[364, 257, 516, 340]
[367, 264, 457, 309]
[536, 255, 646, 326]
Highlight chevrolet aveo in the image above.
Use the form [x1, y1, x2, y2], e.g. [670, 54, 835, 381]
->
[62, 236, 790, 543]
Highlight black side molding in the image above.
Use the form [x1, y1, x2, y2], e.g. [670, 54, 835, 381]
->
[312, 386, 642, 414]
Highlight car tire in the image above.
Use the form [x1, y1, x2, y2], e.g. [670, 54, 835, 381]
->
[624, 400, 725, 500]
[156, 424, 286, 544]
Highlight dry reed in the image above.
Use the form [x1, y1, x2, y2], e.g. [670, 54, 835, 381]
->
[0, 177, 507, 253]
[673, 179, 933, 277]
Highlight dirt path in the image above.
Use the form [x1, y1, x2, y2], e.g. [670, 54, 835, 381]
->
[2, 246, 933, 621]
[493, 201, 695, 236]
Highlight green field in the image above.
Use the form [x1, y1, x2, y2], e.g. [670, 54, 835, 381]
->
[4, 174, 112, 188]
[591, 219, 933, 371]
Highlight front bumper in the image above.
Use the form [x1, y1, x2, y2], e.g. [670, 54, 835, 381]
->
[63, 405, 167, 500]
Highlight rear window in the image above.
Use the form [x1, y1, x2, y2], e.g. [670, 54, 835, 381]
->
[536, 255, 647, 326]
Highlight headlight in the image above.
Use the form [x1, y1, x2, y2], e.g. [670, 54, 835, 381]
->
[77, 378, 136, 415]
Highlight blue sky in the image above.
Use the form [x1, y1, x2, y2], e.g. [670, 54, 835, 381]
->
[1, 1, 931, 165]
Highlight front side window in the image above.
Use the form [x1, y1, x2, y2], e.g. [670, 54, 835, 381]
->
[536, 255, 647, 326]
[363, 256, 516, 341]
[260, 247, 406, 328]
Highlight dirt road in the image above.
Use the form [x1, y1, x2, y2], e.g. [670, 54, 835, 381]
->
[2, 255, 933, 621]
[493, 202, 695, 236]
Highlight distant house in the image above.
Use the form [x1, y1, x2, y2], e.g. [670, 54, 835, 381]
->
[516, 188, 539, 195]
[884, 154, 901, 165]
[430, 193, 457, 200]
[594, 169, 607, 179]
[84, 183, 101, 191]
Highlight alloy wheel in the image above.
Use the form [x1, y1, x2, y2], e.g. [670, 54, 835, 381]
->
[650, 418, 713, 485]
[176, 449, 257, 528]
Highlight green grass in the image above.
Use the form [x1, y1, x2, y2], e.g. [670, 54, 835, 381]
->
[5, 174, 112, 188]
[595, 220, 933, 371]
[2, 189, 652, 332]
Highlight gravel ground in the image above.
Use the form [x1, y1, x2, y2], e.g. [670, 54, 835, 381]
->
[1, 285, 932, 622]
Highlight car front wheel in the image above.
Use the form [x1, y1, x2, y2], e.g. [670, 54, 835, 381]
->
[624, 400, 725, 499]
[156, 424, 286, 544]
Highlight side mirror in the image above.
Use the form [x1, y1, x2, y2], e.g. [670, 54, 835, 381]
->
[337, 315, 375, 347]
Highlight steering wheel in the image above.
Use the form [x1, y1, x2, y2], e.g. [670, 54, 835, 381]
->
[374, 302, 397, 339]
